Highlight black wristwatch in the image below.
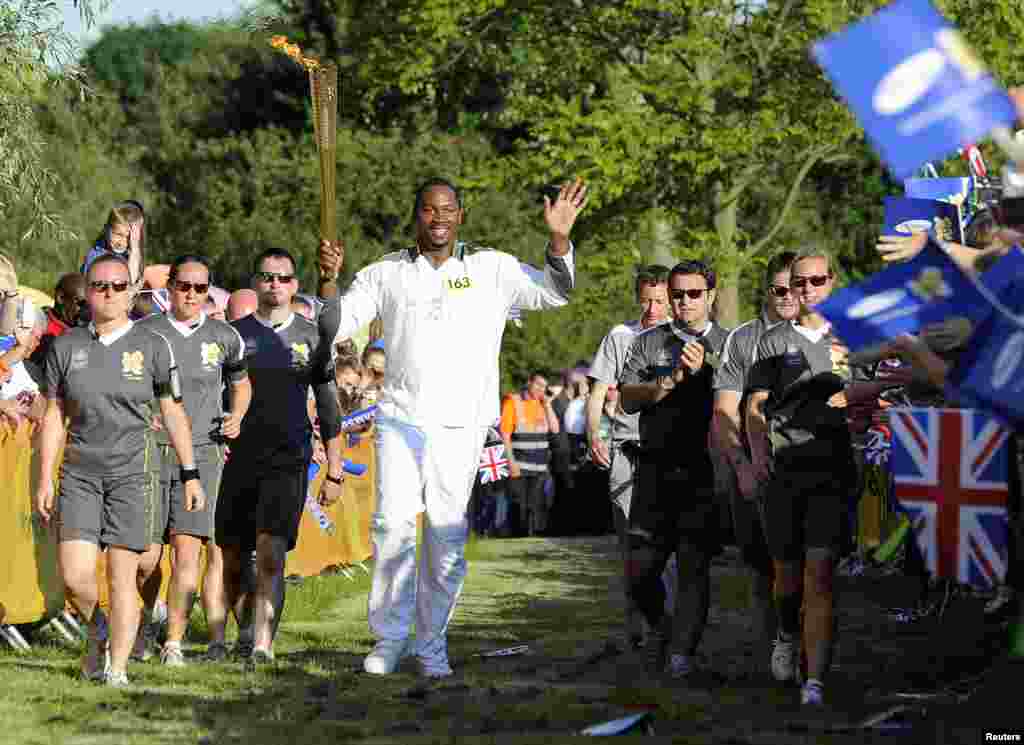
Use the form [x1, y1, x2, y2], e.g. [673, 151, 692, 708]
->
[180, 467, 201, 484]
[325, 473, 344, 485]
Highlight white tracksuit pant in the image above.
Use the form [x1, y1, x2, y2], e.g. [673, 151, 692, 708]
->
[368, 415, 488, 658]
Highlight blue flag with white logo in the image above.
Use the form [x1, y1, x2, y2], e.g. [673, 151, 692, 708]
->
[811, 0, 1017, 179]
[884, 196, 964, 244]
[817, 240, 984, 351]
[904, 177, 970, 204]
[948, 258, 1024, 426]
[949, 311, 1024, 427]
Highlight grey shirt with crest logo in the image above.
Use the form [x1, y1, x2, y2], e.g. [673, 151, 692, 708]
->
[139, 313, 247, 446]
[620, 321, 730, 464]
[588, 320, 647, 443]
[747, 322, 852, 457]
[43, 323, 174, 475]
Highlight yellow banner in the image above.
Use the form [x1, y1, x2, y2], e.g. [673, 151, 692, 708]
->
[0, 423, 64, 625]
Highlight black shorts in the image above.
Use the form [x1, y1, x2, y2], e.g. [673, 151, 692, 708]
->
[761, 454, 852, 561]
[215, 443, 311, 552]
[628, 457, 723, 552]
[712, 454, 773, 575]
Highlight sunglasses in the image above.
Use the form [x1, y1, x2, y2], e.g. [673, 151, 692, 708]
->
[88, 280, 130, 294]
[767, 285, 793, 298]
[257, 272, 296, 285]
[790, 274, 831, 289]
[172, 280, 210, 294]
[669, 289, 708, 300]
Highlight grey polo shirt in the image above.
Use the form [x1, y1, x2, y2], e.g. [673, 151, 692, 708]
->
[713, 314, 779, 394]
[139, 313, 247, 446]
[620, 321, 730, 463]
[229, 311, 340, 461]
[747, 322, 851, 455]
[588, 319, 650, 442]
[44, 322, 174, 475]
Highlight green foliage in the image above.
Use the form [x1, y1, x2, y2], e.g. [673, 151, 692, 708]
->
[0, 0, 108, 235]
[83, 19, 207, 101]
[5, 0, 1023, 379]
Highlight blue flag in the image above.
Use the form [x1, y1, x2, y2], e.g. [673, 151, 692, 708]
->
[811, 0, 1017, 179]
[903, 177, 970, 203]
[949, 311, 1024, 427]
[947, 255, 1024, 426]
[817, 240, 984, 351]
[883, 196, 964, 244]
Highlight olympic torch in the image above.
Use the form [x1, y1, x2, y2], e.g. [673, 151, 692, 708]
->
[271, 36, 338, 244]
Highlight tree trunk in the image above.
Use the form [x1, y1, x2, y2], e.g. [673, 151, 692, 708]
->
[714, 268, 741, 329]
[647, 208, 676, 268]
[711, 183, 741, 328]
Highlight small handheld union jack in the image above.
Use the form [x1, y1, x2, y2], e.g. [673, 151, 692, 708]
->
[891, 407, 1010, 589]
[478, 444, 509, 484]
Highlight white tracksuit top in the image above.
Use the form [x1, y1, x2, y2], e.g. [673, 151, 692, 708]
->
[329, 242, 574, 429]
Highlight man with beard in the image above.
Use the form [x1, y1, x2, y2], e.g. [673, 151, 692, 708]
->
[746, 246, 854, 706]
[710, 251, 797, 653]
[619, 260, 730, 679]
[316, 176, 586, 677]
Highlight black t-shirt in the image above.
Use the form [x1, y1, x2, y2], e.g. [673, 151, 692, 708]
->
[620, 321, 730, 467]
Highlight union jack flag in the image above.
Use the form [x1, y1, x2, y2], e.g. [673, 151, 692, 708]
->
[891, 407, 1010, 589]
[478, 444, 509, 484]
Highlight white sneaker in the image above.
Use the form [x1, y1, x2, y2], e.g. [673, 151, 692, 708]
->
[800, 678, 824, 706]
[417, 649, 453, 679]
[104, 669, 130, 688]
[363, 639, 409, 675]
[771, 633, 797, 683]
[665, 653, 692, 679]
[160, 642, 187, 667]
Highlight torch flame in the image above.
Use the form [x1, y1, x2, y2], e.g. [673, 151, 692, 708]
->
[269, 35, 320, 71]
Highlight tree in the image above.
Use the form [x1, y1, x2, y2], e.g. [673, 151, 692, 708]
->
[0, 0, 108, 236]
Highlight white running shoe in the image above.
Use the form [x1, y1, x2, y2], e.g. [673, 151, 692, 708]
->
[104, 669, 130, 688]
[160, 642, 187, 668]
[770, 633, 797, 683]
[800, 678, 824, 706]
[363, 639, 409, 675]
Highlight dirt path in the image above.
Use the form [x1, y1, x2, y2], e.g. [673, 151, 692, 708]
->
[424, 535, 1020, 742]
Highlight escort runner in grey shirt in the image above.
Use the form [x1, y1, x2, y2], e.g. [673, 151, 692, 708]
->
[747, 323, 851, 458]
[44, 323, 175, 474]
[589, 320, 643, 443]
[714, 315, 777, 398]
[139, 313, 247, 445]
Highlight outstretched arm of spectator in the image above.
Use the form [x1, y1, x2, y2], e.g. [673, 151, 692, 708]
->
[586, 382, 611, 468]
[876, 231, 1008, 275]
